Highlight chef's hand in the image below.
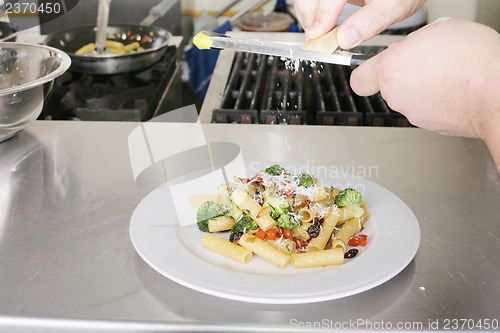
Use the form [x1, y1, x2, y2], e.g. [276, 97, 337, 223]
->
[351, 17, 500, 170]
[294, 0, 426, 48]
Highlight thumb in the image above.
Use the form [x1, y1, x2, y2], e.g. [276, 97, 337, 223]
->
[350, 55, 382, 97]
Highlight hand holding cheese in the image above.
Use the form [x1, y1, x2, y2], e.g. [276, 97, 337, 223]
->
[294, 0, 425, 49]
[350, 18, 500, 172]
[294, 0, 500, 174]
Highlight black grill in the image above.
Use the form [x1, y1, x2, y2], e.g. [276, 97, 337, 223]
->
[212, 46, 409, 126]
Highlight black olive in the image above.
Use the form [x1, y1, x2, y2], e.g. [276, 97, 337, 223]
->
[229, 232, 243, 243]
[316, 217, 325, 225]
[344, 249, 359, 259]
[307, 224, 320, 238]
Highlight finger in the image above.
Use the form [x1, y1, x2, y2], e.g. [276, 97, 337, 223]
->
[304, 0, 348, 40]
[337, 0, 421, 49]
[294, 0, 319, 31]
[349, 54, 383, 96]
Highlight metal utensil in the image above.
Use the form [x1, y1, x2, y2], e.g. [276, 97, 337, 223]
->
[0, 30, 19, 43]
[194, 31, 374, 67]
[214, 0, 243, 19]
[95, 0, 112, 53]
[226, 0, 272, 25]
[0, 20, 18, 42]
[140, 0, 177, 26]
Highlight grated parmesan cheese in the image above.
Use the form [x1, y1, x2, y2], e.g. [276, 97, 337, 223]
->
[281, 57, 320, 75]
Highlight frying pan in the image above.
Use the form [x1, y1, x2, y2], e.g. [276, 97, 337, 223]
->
[44, 24, 171, 74]
[43, 0, 174, 75]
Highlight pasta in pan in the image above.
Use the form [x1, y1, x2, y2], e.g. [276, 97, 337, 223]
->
[192, 165, 370, 269]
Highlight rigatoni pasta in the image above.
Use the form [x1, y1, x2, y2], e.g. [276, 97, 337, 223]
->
[193, 165, 370, 269]
[202, 234, 252, 264]
[238, 233, 290, 268]
[291, 248, 344, 268]
[208, 216, 235, 233]
[308, 210, 340, 251]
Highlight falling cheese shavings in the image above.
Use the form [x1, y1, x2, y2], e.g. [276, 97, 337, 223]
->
[279, 56, 320, 75]
[281, 57, 301, 73]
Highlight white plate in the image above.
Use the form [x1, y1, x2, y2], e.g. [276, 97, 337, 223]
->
[130, 162, 420, 304]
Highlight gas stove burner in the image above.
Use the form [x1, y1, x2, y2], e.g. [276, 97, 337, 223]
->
[41, 45, 178, 122]
[63, 73, 156, 121]
[210, 46, 410, 127]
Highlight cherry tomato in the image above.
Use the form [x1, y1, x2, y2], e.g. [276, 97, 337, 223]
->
[349, 234, 368, 247]
[255, 228, 267, 240]
[282, 228, 293, 241]
[295, 238, 307, 250]
[266, 228, 277, 240]
[349, 237, 358, 246]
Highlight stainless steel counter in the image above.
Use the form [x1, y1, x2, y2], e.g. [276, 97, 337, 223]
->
[1, 120, 499, 332]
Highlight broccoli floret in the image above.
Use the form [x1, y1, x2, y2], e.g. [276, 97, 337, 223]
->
[275, 213, 301, 229]
[230, 215, 258, 234]
[196, 201, 227, 232]
[265, 164, 285, 176]
[217, 184, 243, 221]
[226, 200, 243, 222]
[334, 188, 365, 218]
[295, 172, 314, 187]
[263, 192, 290, 219]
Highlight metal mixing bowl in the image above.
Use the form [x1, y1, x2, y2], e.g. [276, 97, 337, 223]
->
[0, 43, 71, 142]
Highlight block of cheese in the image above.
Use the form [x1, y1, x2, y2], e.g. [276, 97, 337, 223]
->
[301, 27, 339, 54]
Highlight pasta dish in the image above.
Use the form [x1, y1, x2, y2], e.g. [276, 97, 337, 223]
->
[191, 165, 370, 269]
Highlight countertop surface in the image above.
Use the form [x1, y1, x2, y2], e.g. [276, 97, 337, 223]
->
[1, 120, 499, 332]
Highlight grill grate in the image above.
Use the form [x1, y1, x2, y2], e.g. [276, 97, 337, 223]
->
[212, 46, 410, 126]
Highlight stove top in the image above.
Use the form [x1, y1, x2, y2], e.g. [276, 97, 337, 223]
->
[41, 45, 179, 122]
